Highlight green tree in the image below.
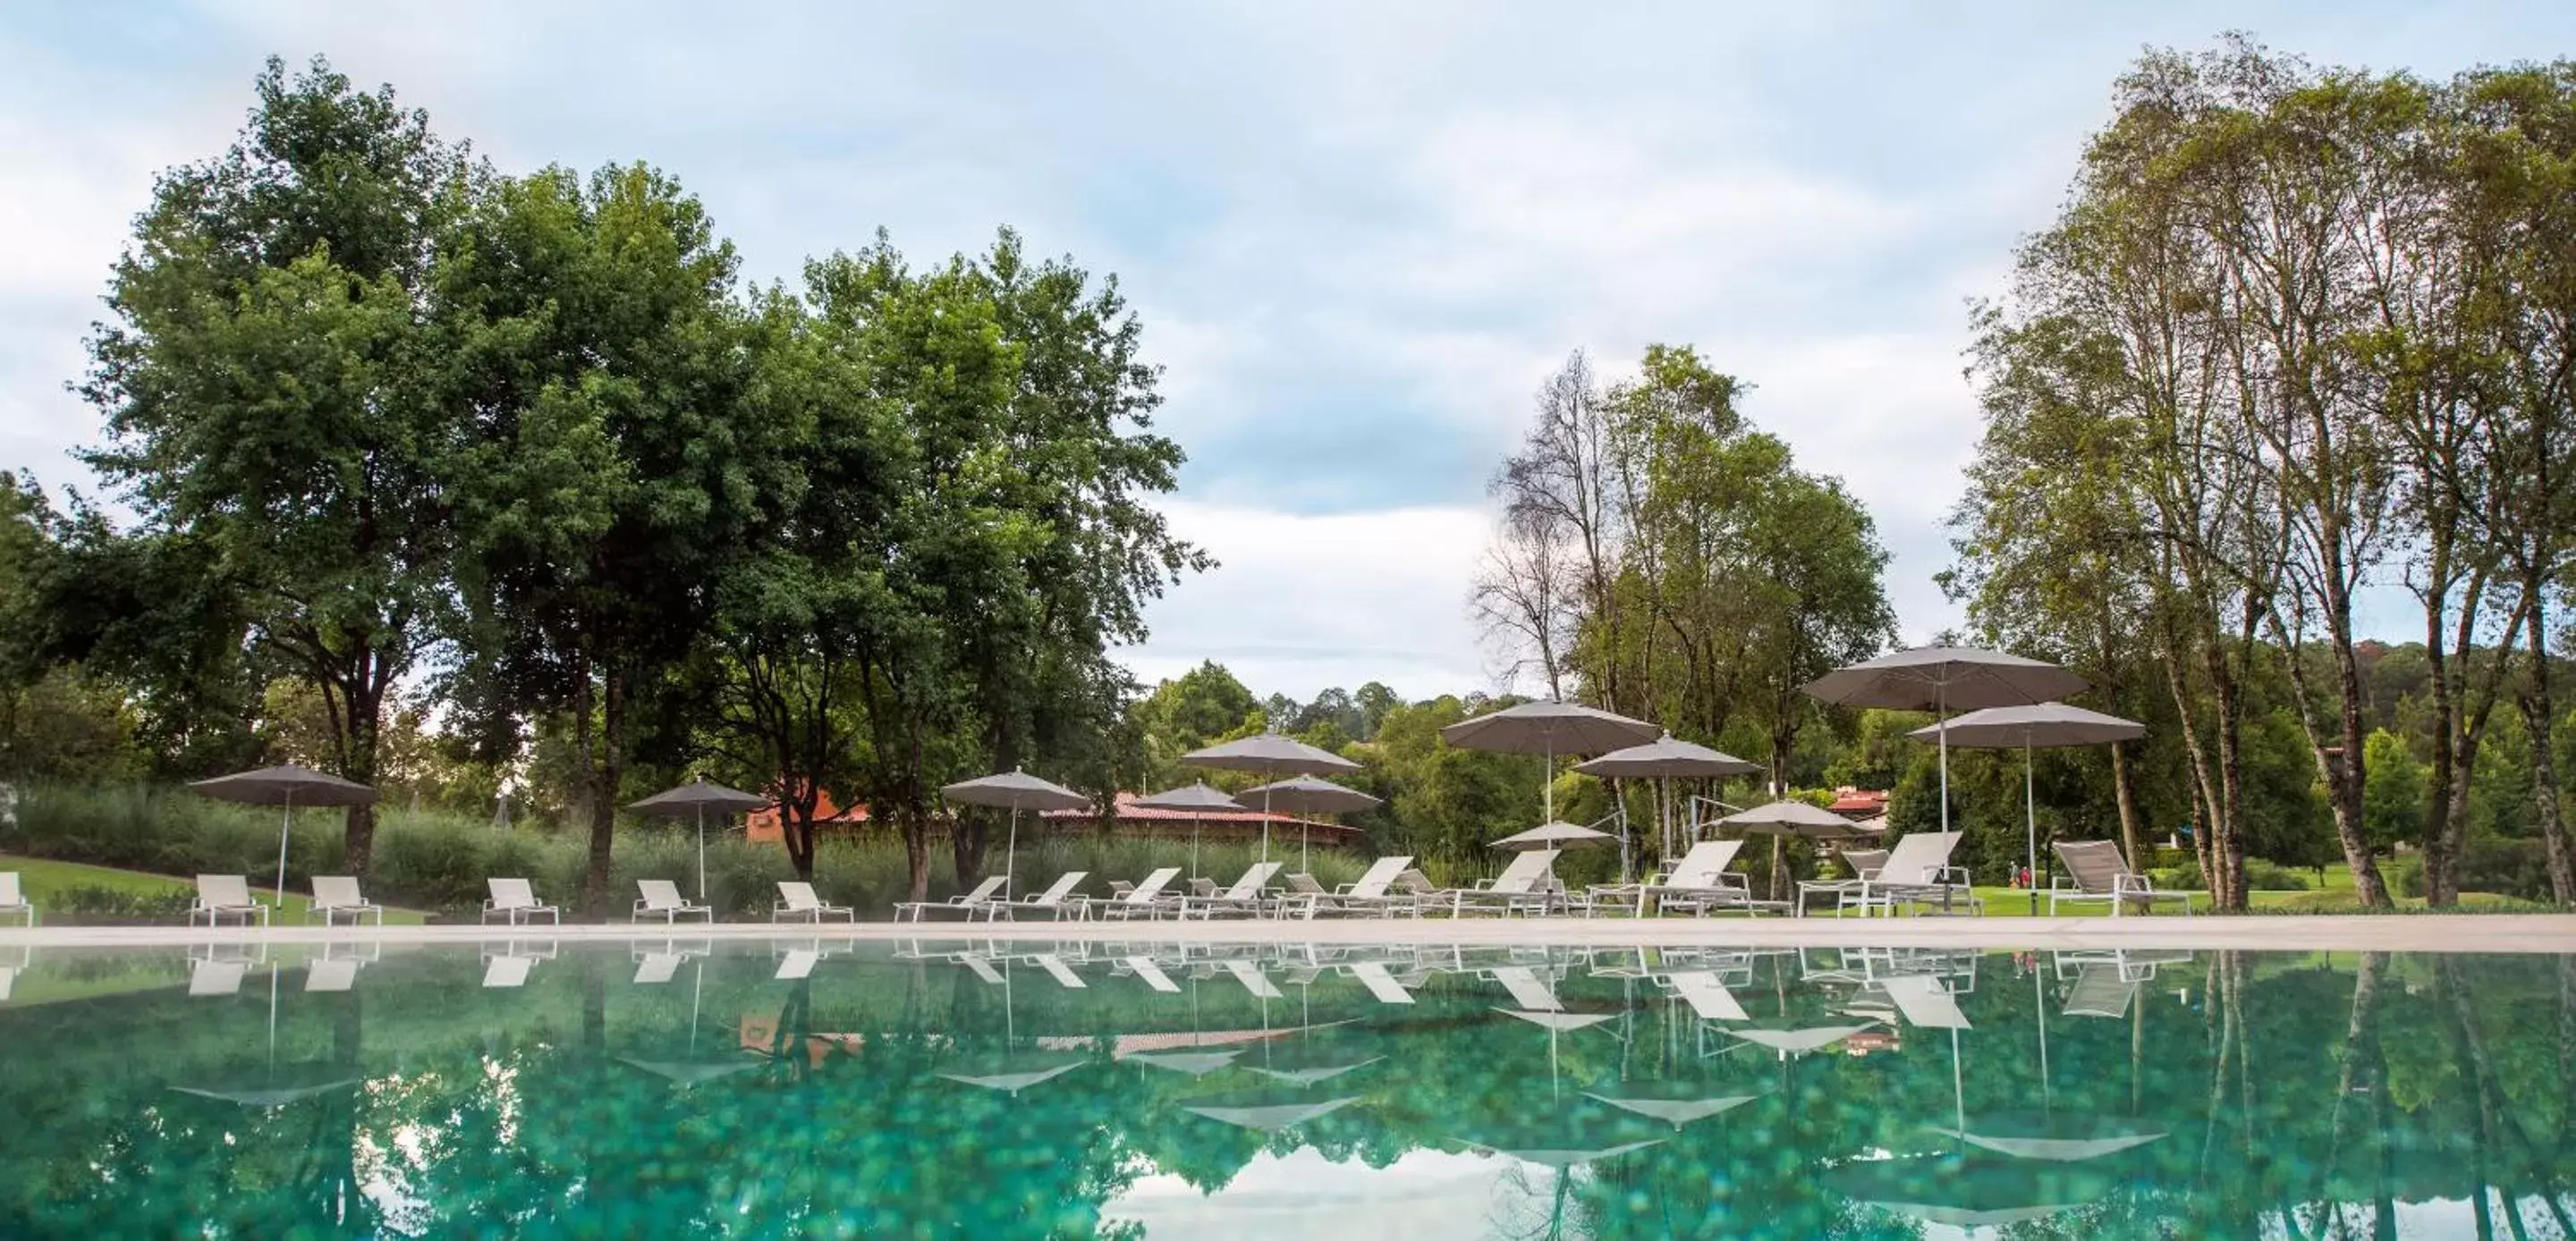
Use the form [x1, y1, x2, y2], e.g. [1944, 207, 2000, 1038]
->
[77, 56, 472, 874]
[2360, 727, 2427, 852]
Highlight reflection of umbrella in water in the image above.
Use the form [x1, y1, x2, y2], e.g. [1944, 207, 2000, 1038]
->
[1133, 781, 1244, 884]
[189, 764, 377, 908]
[1246, 1054, 1383, 1088]
[1726, 1022, 1877, 1057]
[1929, 1111, 2167, 1162]
[1241, 775, 1382, 874]
[629, 777, 771, 902]
[174, 959, 358, 1109]
[938, 1056, 1086, 1095]
[621, 1057, 761, 1088]
[1823, 1154, 2116, 1230]
[1126, 1048, 1242, 1077]
[1581, 1080, 1767, 1128]
[1182, 1089, 1362, 1133]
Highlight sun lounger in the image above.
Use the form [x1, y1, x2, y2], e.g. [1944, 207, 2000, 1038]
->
[1225, 958, 1284, 999]
[1453, 850, 1565, 916]
[631, 878, 714, 923]
[2049, 840, 2195, 916]
[480, 877, 560, 924]
[306, 954, 360, 992]
[0, 872, 33, 926]
[1179, 862, 1284, 919]
[307, 875, 384, 925]
[1820, 833, 1974, 916]
[1632, 840, 1778, 916]
[894, 875, 1008, 922]
[1031, 952, 1087, 989]
[633, 947, 687, 984]
[191, 874, 270, 927]
[1877, 973, 1972, 1030]
[1794, 848, 1887, 916]
[996, 871, 1090, 920]
[1092, 867, 1184, 921]
[1292, 856, 1419, 918]
[772, 881, 856, 922]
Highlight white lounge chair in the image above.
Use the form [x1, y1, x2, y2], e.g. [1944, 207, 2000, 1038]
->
[1794, 848, 1887, 916]
[632, 879, 715, 924]
[773, 881, 856, 922]
[1837, 833, 1976, 916]
[0, 872, 32, 925]
[309, 875, 384, 926]
[1291, 857, 1419, 918]
[482, 878, 561, 925]
[1094, 867, 1184, 921]
[1179, 862, 1284, 919]
[894, 875, 1008, 922]
[191, 874, 269, 927]
[1453, 850, 1564, 916]
[1633, 840, 1771, 916]
[998, 871, 1091, 920]
[2049, 840, 2195, 916]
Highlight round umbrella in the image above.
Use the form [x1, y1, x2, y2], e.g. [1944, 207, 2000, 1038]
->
[941, 769, 1090, 899]
[1718, 800, 1883, 901]
[1182, 1091, 1362, 1134]
[1134, 782, 1246, 882]
[1574, 733, 1761, 882]
[1489, 821, 1617, 850]
[1181, 732, 1359, 864]
[1801, 646, 2087, 851]
[620, 1057, 762, 1088]
[1241, 776, 1382, 874]
[629, 777, 772, 902]
[190, 764, 377, 909]
[1929, 1112, 2167, 1162]
[1822, 1154, 2115, 1230]
[1441, 701, 1659, 825]
[1907, 704, 2146, 913]
[1580, 1081, 1767, 1128]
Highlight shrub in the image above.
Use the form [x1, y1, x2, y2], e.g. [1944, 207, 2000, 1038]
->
[2240, 858, 2309, 891]
[2391, 838, 2558, 903]
[44, 883, 198, 922]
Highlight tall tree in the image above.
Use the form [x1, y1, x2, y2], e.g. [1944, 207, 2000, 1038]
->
[79, 56, 471, 874]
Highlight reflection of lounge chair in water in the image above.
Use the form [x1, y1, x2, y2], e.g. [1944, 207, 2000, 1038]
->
[481, 940, 556, 988]
[2054, 949, 2193, 1018]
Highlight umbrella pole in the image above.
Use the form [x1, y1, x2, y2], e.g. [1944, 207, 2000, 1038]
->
[275, 790, 293, 909]
[697, 805, 708, 903]
[1617, 781, 1631, 883]
[1936, 680, 1951, 838]
[1542, 744, 1553, 823]
[2025, 737, 2039, 916]
[1261, 785, 1273, 865]
[1005, 807, 1020, 900]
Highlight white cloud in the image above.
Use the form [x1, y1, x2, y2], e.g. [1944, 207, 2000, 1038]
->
[1120, 500, 1491, 701]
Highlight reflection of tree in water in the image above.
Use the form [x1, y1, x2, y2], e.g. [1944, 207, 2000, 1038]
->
[4, 944, 2576, 1236]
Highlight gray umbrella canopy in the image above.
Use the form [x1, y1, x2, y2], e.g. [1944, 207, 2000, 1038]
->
[1241, 775, 1381, 815]
[191, 764, 377, 806]
[620, 1057, 762, 1088]
[631, 778, 776, 900]
[1443, 700, 1658, 824]
[1801, 646, 2089, 712]
[191, 764, 377, 908]
[942, 770, 1091, 901]
[1906, 704, 2145, 749]
[1718, 800, 1879, 840]
[1572, 734, 1760, 779]
[1182, 1091, 1363, 1134]
[1135, 781, 1244, 879]
[1181, 732, 1360, 776]
[1491, 820, 1617, 850]
[1908, 703, 2146, 908]
[1440, 700, 1660, 756]
[1182, 733, 1358, 863]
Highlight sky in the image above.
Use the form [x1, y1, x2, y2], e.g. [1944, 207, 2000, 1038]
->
[5, 2, 2573, 703]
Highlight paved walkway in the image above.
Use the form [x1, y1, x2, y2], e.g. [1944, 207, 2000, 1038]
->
[5, 914, 2572, 953]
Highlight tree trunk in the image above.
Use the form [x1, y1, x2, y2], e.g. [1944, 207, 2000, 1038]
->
[902, 807, 932, 904]
[2423, 580, 2462, 907]
[584, 668, 624, 917]
[2326, 585, 2392, 907]
[2204, 638, 2250, 910]
[2520, 595, 2576, 904]
[339, 680, 384, 879]
[2110, 739, 2143, 871]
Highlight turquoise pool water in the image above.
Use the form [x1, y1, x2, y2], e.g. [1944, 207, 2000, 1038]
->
[0, 940, 2567, 1237]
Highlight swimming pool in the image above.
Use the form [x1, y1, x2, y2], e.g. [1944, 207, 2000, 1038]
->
[0, 939, 2565, 1237]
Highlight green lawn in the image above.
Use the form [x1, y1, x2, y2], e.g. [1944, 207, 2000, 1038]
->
[0, 854, 428, 925]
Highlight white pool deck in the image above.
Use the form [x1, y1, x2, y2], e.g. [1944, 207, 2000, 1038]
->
[5, 914, 2573, 954]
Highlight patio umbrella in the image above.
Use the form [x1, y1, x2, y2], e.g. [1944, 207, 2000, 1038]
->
[1134, 781, 1247, 882]
[1441, 700, 1658, 824]
[1181, 731, 1359, 863]
[1581, 1080, 1767, 1128]
[1246, 1054, 1383, 1088]
[1718, 799, 1884, 902]
[620, 1057, 761, 1088]
[1801, 646, 2087, 845]
[174, 960, 360, 1109]
[1929, 1112, 2167, 1162]
[940, 769, 1091, 899]
[190, 764, 376, 909]
[1574, 733, 1761, 879]
[1242, 775, 1381, 874]
[937, 1057, 1086, 1095]
[1909, 703, 2145, 914]
[629, 777, 771, 902]
[1490, 820, 1617, 850]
